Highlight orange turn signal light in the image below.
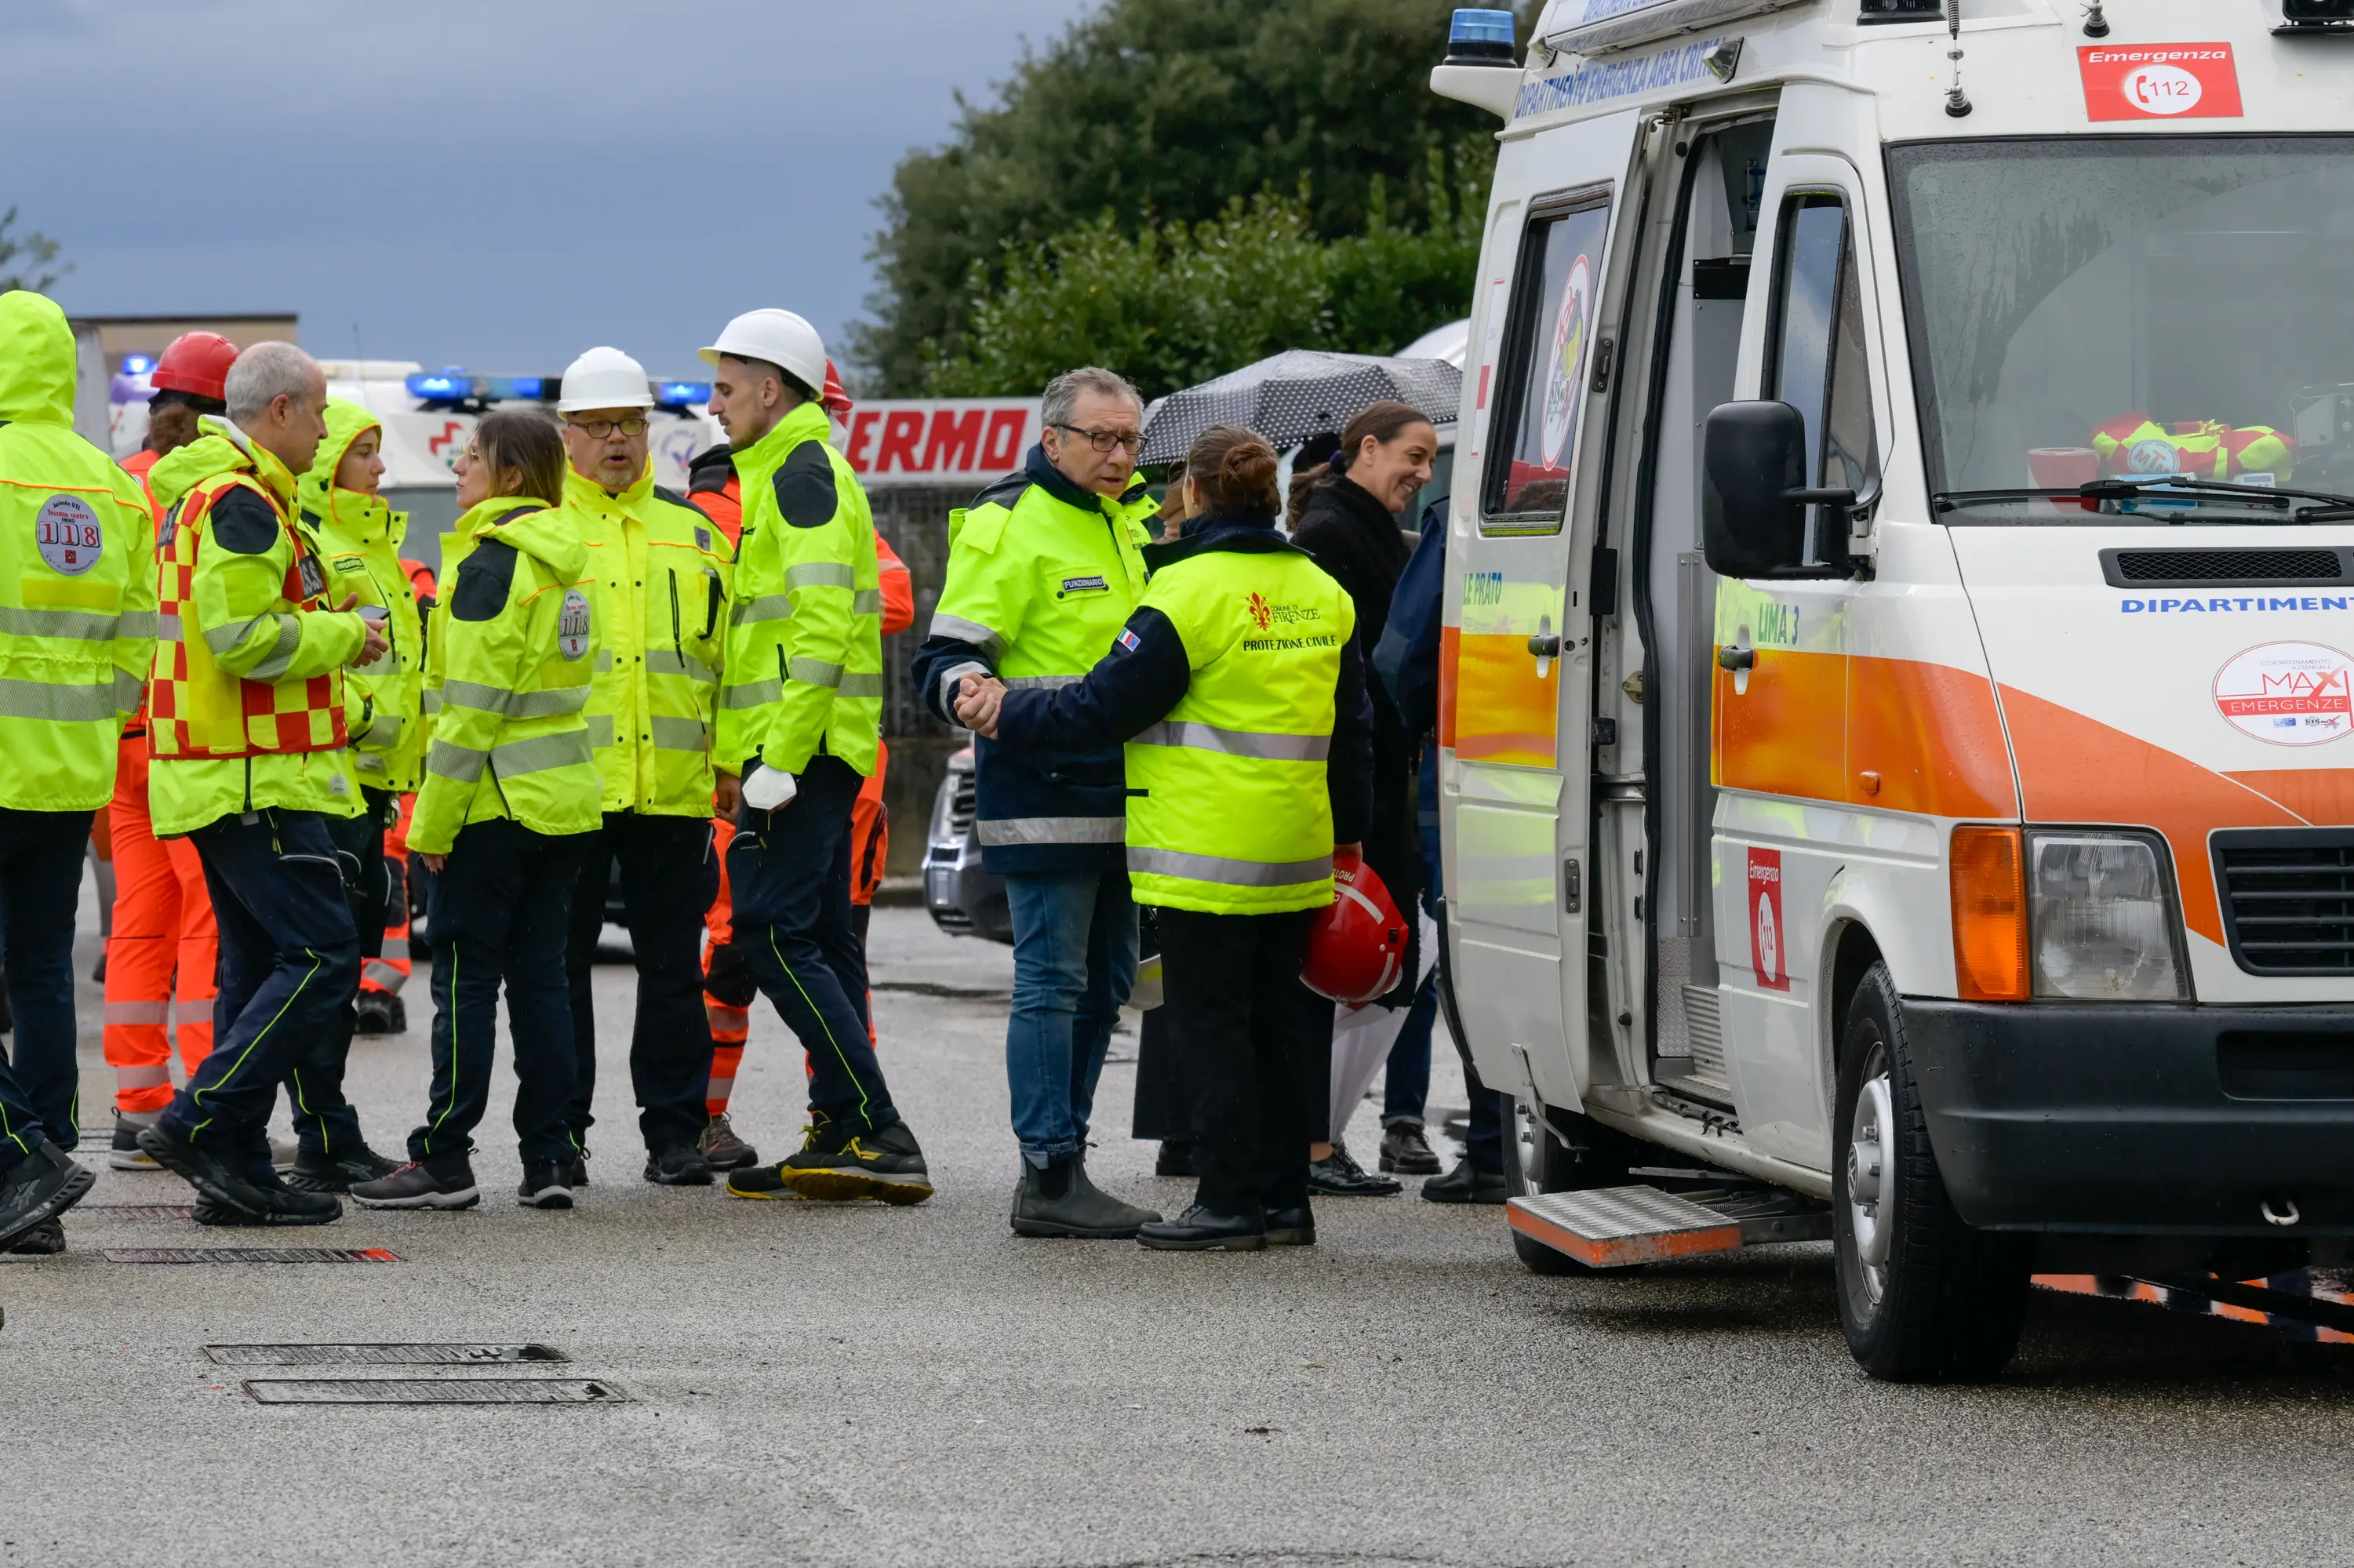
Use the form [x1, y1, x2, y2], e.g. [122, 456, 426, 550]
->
[1950, 826, 2028, 1002]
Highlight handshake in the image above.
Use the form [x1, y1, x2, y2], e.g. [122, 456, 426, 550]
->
[954, 673, 1009, 738]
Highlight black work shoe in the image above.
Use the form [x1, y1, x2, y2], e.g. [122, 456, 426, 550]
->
[4, 1217, 64, 1254]
[698, 1113, 759, 1170]
[110, 1111, 162, 1171]
[1308, 1141, 1403, 1197]
[644, 1144, 715, 1186]
[1263, 1203, 1316, 1246]
[1012, 1155, 1159, 1239]
[1422, 1156, 1511, 1205]
[350, 1157, 480, 1211]
[352, 991, 406, 1035]
[766, 1119, 933, 1205]
[564, 1153, 590, 1189]
[283, 1142, 405, 1194]
[136, 1122, 275, 1218]
[517, 1161, 573, 1210]
[1155, 1138, 1195, 1177]
[190, 1175, 341, 1227]
[1377, 1122, 1443, 1175]
[724, 1162, 803, 1201]
[1137, 1203, 1267, 1251]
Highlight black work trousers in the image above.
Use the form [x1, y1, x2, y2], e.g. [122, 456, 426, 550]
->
[0, 806, 93, 1165]
[1157, 906, 1324, 1216]
[562, 811, 720, 1152]
[289, 788, 397, 1155]
[728, 755, 894, 1135]
[162, 809, 360, 1184]
[409, 818, 590, 1167]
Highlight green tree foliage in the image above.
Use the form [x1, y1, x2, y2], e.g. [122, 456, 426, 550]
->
[855, 0, 1525, 395]
[0, 207, 70, 295]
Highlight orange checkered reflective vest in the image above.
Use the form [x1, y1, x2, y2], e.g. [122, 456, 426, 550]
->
[2090, 413, 2297, 484]
[150, 473, 348, 759]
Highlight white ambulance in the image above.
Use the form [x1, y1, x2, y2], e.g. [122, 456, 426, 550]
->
[1430, 0, 2354, 1380]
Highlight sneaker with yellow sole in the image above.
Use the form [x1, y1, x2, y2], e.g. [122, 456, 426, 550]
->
[727, 1119, 932, 1206]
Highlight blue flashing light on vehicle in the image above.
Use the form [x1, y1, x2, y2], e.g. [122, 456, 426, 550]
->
[406, 369, 472, 402]
[1446, 7, 1515, 60]
[120, 354, 155, 375]
[655, 380, 712, 409]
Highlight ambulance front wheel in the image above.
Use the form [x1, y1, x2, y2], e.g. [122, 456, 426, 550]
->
[1832, 962, 2031, 1383]
[1504, 1097, 1635, 1277]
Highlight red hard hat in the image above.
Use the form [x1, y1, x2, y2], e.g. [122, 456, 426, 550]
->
[1301, 853, 1409, 1006]
[151, 332, 239, 401]
[821, 358, 854, 419]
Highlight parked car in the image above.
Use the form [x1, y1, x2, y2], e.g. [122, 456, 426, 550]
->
[924, 745, 1012, 944]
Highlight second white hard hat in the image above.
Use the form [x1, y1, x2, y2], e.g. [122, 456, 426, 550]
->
[556, 345, 654, 413]
[698, 309, 826, 395]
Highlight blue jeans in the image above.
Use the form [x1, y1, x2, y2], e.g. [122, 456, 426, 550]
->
[1004, 871, 1137, 1166]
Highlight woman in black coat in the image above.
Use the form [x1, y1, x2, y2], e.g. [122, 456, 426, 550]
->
[1286, 399, 1441, 1195]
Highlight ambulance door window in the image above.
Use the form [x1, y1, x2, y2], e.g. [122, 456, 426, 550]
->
[1766, 195, 1878, 550]
[1483, 191, 1614, 530]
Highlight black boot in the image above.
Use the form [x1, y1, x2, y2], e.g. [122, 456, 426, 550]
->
[1012, 1155, 1159, 1239]
[1264, 1203, 1316, 1246]
[1154, 1138, 1195, 1177]
[1422, 1156, 1510, 1205]
[1137, 1203, 1267, 1251]
[284, 1142, 404, 1194]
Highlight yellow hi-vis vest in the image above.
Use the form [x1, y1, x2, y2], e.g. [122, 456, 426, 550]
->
[1123, 544, 1353, 915]
[151, 469, 347, 760]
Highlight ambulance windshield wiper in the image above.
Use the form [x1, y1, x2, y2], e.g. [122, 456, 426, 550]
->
[1936, 477, 2354, 519]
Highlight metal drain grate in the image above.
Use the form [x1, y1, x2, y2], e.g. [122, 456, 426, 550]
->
[244, 1377, 624, 1405]
[103, 1247, 402, 1264]
[81, 1204, 196, 1221]
[208, 1343, 568, 1366]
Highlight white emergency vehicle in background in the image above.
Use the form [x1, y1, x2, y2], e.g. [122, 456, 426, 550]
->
[108, 358, 716, 576]
[1431, 0, 2354, 1380]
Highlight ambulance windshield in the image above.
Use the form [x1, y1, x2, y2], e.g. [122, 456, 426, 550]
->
[1890, 136, 2354, 520]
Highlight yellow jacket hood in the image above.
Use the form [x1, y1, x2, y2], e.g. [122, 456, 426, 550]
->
[0, 291, 78, 426]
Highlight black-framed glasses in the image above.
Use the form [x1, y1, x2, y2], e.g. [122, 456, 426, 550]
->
[1052, 423, 1144, 454]
[568, 416, 649, 439]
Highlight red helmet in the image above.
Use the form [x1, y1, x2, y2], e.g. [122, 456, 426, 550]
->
[1301, 853, 1409, 1005]
[150, 331, 239, 401]
[820, 358, 854, 419]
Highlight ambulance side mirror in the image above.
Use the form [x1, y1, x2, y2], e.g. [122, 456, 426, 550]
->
[1702, 401, 1848, 580]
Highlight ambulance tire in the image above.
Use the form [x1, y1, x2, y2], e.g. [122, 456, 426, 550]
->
[1832, 962, 2031, 1383]
[1505, 1098, 1636, 1278]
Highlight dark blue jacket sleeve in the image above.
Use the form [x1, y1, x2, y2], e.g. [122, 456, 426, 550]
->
[1373, 520, 1446, 737]
[1328, 639, 1374, 846]
[911, 634, 999, 726]
[995, 606, 1192, 751]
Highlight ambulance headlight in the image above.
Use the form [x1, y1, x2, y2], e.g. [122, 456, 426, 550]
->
[2027, 831, 2188, 1001]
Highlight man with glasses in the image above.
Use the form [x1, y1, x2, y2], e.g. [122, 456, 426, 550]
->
[911, 366, 1164, 1239]
[552, 346, 735, 1187]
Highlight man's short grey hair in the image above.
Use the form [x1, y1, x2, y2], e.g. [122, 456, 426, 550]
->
[1041, 366, 1142, 431]
[224, 341, 322, 425]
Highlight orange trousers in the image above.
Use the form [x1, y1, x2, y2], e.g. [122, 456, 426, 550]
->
[102, 735, 217, 1114]
[701, 744, 889, 1115]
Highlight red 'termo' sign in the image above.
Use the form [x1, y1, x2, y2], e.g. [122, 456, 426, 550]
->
[839, 400, 1043, 487]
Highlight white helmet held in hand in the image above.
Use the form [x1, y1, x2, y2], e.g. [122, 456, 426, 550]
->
[556, 346, 654, 413]
[699, 309, 826, 396]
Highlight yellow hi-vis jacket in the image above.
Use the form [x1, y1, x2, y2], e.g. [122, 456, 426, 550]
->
[145, 419, 365, 838]
[300, 398, 425, 793]
[562, 464, 732, 814]
[409, 497, 602, 855]
[716, 401, 882, 778]
[0, 290, 156, 811]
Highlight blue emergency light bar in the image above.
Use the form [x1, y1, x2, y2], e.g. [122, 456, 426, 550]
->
[120, 354, 155, 375]
[406, 369, 472, 401]
[405, 369, 561, 406]
[654, 380, 711, 409]
[1447, 8, 1515, 61]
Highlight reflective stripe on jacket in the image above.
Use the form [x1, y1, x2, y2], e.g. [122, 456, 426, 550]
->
[0, 289, 158, 811]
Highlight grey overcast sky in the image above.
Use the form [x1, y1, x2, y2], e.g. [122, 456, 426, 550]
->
[4, 0, 1096, 381]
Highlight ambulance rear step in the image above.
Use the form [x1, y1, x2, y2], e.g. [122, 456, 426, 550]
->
[1508, 1184, 1831, 1268]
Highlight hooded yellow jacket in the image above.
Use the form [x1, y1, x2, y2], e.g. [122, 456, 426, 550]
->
[300, 398, 425, 793]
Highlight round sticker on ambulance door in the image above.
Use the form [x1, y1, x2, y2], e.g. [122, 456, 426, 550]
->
[1538, 253, 1594, 472]
[2213, 641, 2354, 746]
[35, 494, 102, 576]
[557, 588, 593, 661]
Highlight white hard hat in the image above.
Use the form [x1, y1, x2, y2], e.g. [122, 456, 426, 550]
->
[556, 345, 654, 413]
[698, 309, 826, 395]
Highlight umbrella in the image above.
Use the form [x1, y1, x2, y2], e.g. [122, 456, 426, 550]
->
[1138, 349, 1462, 467]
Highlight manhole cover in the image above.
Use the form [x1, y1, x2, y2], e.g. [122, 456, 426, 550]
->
[81, 1204, 196, 1221]
[104, 1247, 402, 1264]
[244, 1378, 624, 1405]
[208, 1344, 567, 1366]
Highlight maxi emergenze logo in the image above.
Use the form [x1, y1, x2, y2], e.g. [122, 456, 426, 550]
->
[1515, 35, 1734, 118]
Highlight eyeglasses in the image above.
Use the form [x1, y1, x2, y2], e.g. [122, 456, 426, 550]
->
[567, 416, 649, 439]
[1052, 424, 1144, 455]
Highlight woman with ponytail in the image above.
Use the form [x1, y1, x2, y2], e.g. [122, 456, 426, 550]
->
[955, 425, 1376, 1251]
[1286, 400, 1441, 1193]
